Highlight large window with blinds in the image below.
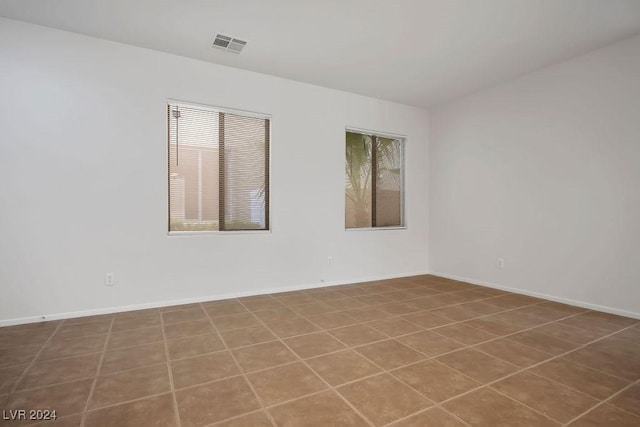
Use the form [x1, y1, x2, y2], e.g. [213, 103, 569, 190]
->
[168, 101, 270, 232]
[345, 129, 405, 229]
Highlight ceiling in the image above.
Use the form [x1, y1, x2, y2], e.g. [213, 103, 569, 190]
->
[2, 0, 640, 108]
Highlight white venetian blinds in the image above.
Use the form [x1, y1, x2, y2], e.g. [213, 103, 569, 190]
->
[168, 103, 270, 232]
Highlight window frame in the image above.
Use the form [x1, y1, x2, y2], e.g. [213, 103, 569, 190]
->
[166, 99, 272, 236]
[344, 126, 407, 231]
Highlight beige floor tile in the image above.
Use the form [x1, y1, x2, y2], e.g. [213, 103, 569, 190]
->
[396, 330, 465, 357]
[232, 341, 298, 372]
[85, 393, 178, 427]
[486, 294, 541, 309]
[609, 384, 640, 417]
[0, 345, 42, 369]
[432, 305, 482, 322]
[355, 339, 425, 370]
[3, 277, 639, 427]
[239, 296, 283, 312]
[323, 297, 367, 311]
[171, 351, 239, 389]
[161, 303, 202, 312]
[531, 358, 630, 399]
[162, 307, 207, 325]
[247, 362, 327, 406]
[107, 326, 164, 350]
[306, 350, 381, 386]
[338, 373, 431, 426]
[16, 353, 100, 391]
[367, 318, 423, 337]
[175, 376, 261, 427]
[38, 334, 106, 361]
[564, 345, 640, 381]
[213, 410, 272, 427]
[163, 320, 215, 340]
[53, 321, 112, 341]
[3, 379, 93, 421]
[493, 371, 598, 423]
[531, 322, 608, 345]
[489, 310, 550, 328]
[588, 336, 640, 360]
[305, 312, 358, 330]
[204, 300, 248, 317]
[463, 317, 525, 336]
[219, 325, 276, 348]
[612, 324, 640, 342]
[267, 318, 319, 338]
[284, 332, 346, 359]
[100, 341, 166, 375]
[89, 363, 170, 409]
[0, 365, 27, 394]
[115, 308, 161, 319]
[290, 302, 335, 317]
[507, 330, 579, 355]
[251, 307, 298, 325]
[166, 333, 226, 360]
[273, 293, 316, 306]
[437, 348, 518, 383]
[433, 323, 497, 345]
[475, 338, 553, 367]
[341, 307, 390, 322]
[353, 293, 391, 305]
[575, 311, 637, 327]
[269, 390, 368, 427]
[559, 314, 631, 335]
[378, 302, 422, 316]
[210, 313, 259, 331]
[328, 324, 387, 347]
[0, 329, 56, 348]
[401, 311, 453, 329]
[392, 360, 480, 402]
[391, 407, 467, 426]
[568, 404, 640, 427]
[443, 387, 559, 427]
[110, 314, 161, 332]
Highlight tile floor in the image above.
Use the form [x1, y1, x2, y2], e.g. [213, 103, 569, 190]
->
[0, 275, 639, 426]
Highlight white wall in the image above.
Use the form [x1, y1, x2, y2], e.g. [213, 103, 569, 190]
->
[429, 35, 640, 317]
[0, 18, 429, 324]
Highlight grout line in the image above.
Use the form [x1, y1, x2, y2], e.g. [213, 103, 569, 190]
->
[233, 298, 377, 427]
[203, 302, 279, 427]
[8, 322, 65, 394]
[1, 276, 638, 427]
[566, 379, 639, 424]
[79, 316, 115, 427]
[159, 302, 184, 427]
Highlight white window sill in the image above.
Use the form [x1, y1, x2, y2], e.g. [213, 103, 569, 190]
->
[345, 226, 407, 231]
[168, 230, 271, 236]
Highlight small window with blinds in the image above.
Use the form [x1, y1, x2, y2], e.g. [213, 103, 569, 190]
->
[345, 129, 405, 229]
[168, 101, 270, 233]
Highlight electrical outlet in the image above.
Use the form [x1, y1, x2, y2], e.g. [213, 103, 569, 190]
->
[327, 256, 333, 265]
[105, 273, 115, 286]
[497, 258, 504, 269]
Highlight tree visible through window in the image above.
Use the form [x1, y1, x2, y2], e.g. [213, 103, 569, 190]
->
[345, 130, 404, 228]
[168, 102, 270, 232]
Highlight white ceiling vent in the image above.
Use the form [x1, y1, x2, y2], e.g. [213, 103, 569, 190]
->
[212, 34, 247, 54]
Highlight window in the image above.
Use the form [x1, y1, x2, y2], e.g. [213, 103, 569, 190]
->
[345, 129, 404, 229]
[168, 102, 270, 232]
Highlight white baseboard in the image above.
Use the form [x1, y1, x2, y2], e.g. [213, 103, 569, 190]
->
[0, 271, 428, 327]
[432, 271, 640, 320]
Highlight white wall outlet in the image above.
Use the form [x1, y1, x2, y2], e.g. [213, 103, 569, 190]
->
[327, 256, 333, 265]
[105, 273, 115, 286]
[497, 258, 504, 269]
